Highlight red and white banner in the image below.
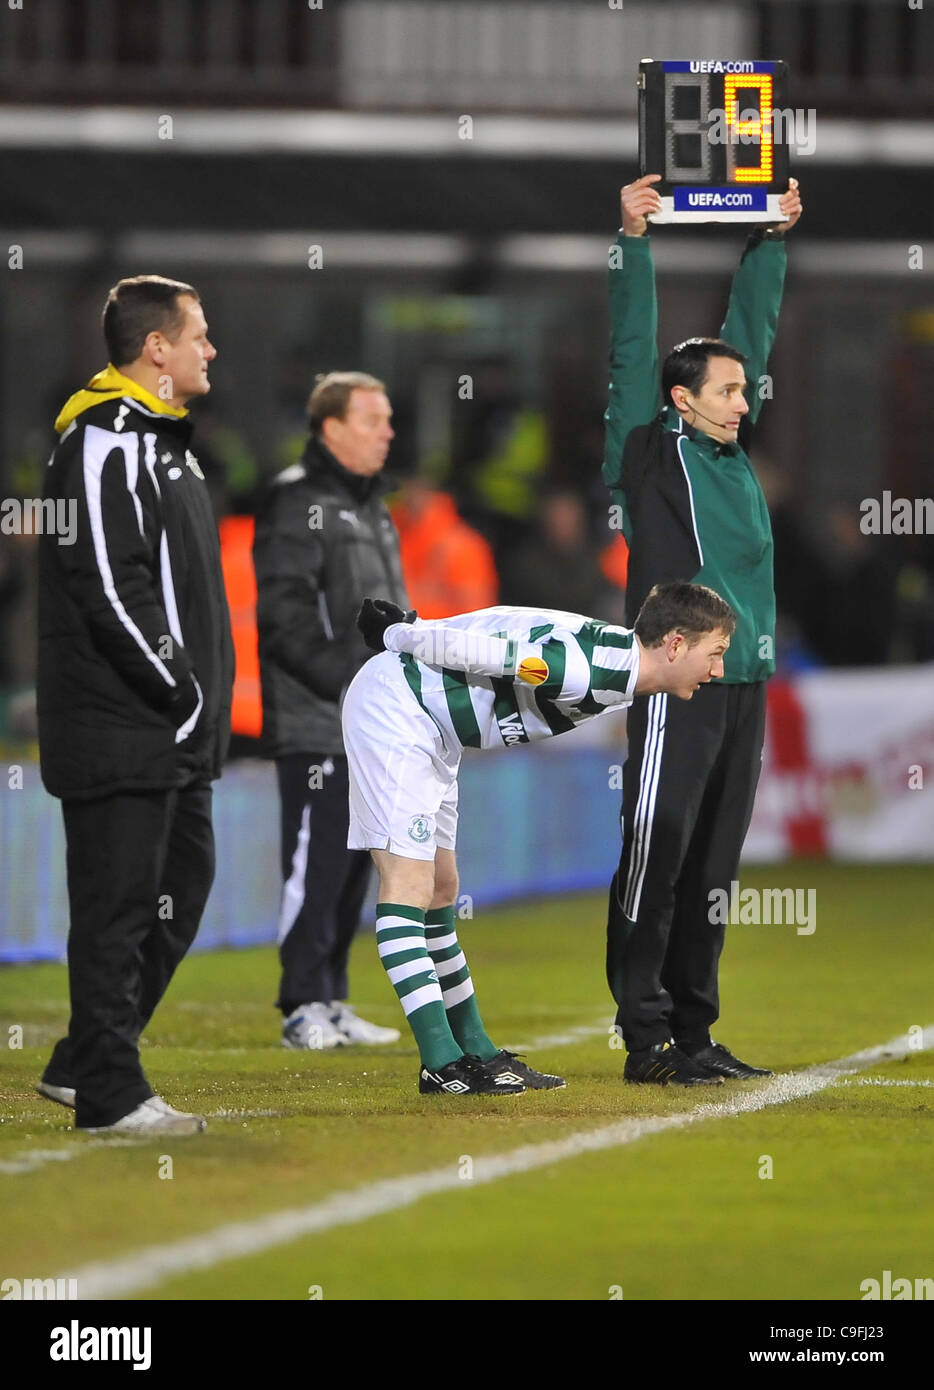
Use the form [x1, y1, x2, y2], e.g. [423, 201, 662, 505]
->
[745, 666, 934, 861]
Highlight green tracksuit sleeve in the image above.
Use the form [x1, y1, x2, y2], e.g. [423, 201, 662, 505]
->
[719, 235, 787, 428]
[602, 234, 660, 519]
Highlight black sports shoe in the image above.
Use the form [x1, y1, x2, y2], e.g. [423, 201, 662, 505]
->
[486, 1049, 566, 1090]
[680, 1040, 772, 1080]
[419, 1054, 526, 1095]
[624, 1041, 724, 1086]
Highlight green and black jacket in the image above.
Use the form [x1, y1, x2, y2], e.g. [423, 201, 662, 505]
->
[602, 232, 786, 683]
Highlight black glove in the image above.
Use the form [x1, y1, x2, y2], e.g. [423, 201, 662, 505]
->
[357, 598, 417, 652]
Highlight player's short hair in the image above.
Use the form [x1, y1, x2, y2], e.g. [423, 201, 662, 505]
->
[634, 581, 736, 647]
[102, 275, 199, 368]
[306, 372, 388, 434]
[661, 338, 747, 403]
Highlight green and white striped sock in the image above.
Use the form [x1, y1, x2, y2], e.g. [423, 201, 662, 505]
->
[376, 904, 462, 1071]
[425, 907, 498, 1063]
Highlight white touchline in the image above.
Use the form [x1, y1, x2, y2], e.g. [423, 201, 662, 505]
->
[1, 1021, 611, 1181]
[842, 1078, 934, 1088]
[0, 1137, 154, 1177]
[504, 1016, 614, 1051]
[61, 1025, 934, 1300]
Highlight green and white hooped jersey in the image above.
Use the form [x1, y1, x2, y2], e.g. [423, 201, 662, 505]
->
[383, 605, 640, 756]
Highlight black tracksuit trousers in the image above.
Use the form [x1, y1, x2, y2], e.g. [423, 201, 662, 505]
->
[606, 681, 767, 1053]
[42, 783, 215, 1128]
[275, 753, 372, 1015]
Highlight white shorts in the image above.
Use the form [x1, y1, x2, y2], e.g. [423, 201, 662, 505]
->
[341, 651, 460, 861]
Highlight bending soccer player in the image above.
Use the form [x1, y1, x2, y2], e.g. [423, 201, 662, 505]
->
[343, 582, 735, 1096]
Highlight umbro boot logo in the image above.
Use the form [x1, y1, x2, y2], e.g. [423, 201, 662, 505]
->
[421, 1068, 470, 1094]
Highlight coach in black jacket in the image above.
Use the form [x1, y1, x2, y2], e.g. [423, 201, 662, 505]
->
[37, 275, 234, 1134]
[254, 372, 408, 1050]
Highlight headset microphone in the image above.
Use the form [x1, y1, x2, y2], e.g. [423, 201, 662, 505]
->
[679, 399, 738, 434]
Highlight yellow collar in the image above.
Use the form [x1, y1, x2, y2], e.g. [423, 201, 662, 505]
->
[54, 364, 189, 435]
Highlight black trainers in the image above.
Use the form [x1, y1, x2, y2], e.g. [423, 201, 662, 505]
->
[419, 1054, 526, 1095]
[487, 1049, 566, 1090]
[624, 1041, 724, 1086]
[680, 1040, 772, 1080]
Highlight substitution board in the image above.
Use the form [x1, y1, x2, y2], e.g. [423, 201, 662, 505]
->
[639, 59, 790, 223]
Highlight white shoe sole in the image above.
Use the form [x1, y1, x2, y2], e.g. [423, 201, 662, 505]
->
[81, 1099, 206, 1135]
[336, 1028, 402, 1045]
[36, 1081, 76, 1109]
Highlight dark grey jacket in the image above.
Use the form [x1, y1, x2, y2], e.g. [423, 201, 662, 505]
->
[253, 436, 409, 757]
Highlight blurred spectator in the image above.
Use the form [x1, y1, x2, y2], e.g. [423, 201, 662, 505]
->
[813, 503, 898, 666]
[501, 489, 622, 620]
[891, 564, 934, 662]
[755, 461, 900, 668]
[218, 513, 262, 752]
[599, 532, 630, 625]
[189, 397, 260, 519]
[389, 476, 498, 618]
[0, 534, 28, 688]
[0, 530, 40, 737]
[752, 453, 826, 666]
[451, 356, 547, 564]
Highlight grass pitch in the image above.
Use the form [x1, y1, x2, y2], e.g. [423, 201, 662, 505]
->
[1, 863, 932, 1302]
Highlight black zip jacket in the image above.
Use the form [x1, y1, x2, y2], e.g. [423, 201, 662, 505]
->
[253, 436, 409, 758]
[38, 372, 234, 800]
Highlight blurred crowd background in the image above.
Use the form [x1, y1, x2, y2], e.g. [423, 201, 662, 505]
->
[1, 0, 933, 749]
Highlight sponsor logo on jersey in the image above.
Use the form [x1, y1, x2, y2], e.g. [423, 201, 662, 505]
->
[497, 716, 526, 746]
[517, 656, 548, 686]
[185, 450, 204, 480]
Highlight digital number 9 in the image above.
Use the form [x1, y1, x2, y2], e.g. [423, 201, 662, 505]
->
[724, 73, 774, 183]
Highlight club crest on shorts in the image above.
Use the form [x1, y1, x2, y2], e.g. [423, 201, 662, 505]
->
[408, 814, 431, 844]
